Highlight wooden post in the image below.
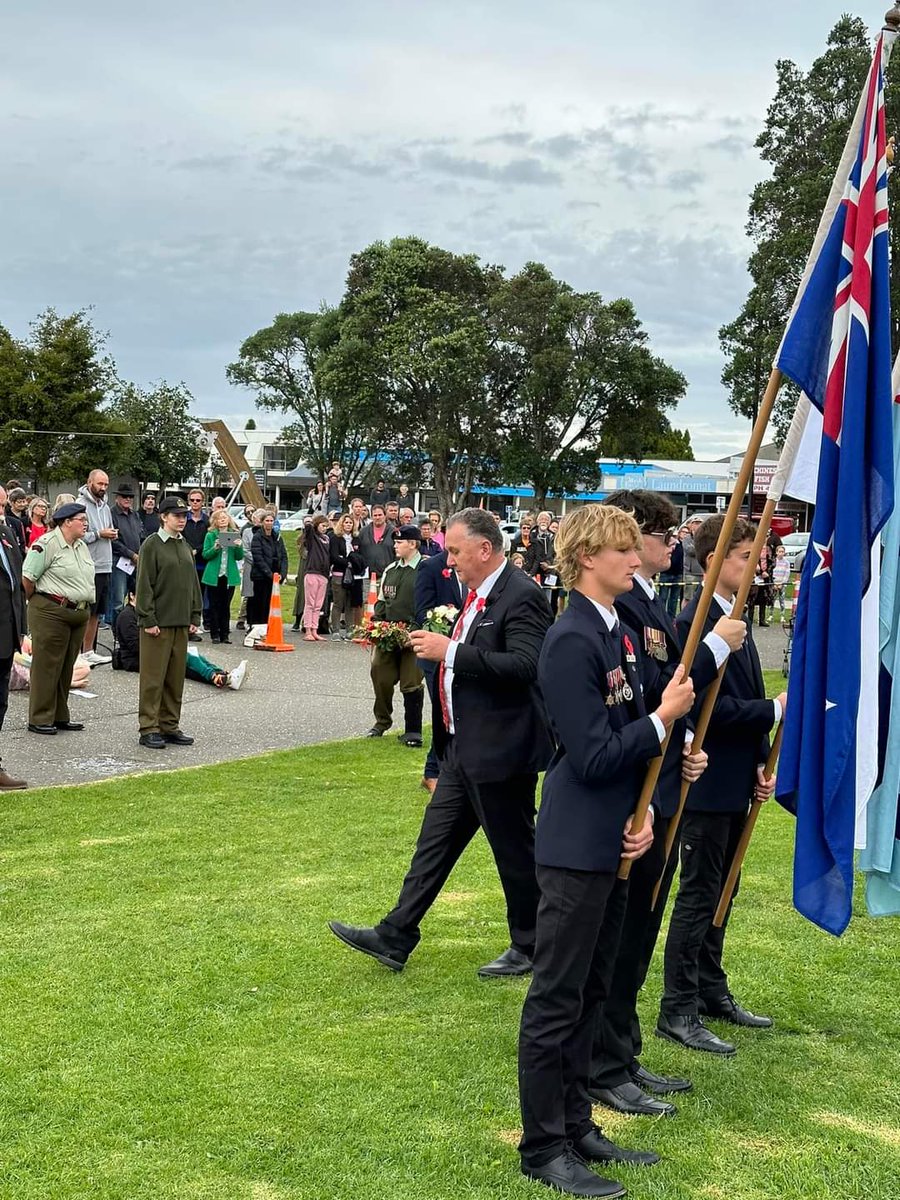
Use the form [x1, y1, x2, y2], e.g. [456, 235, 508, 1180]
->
[650, 496, 779, 904]
[618, 367, 783, 879]
[713, 722, 784, 927]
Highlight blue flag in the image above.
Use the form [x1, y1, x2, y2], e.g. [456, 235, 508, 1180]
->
[775, 37, 895, 937]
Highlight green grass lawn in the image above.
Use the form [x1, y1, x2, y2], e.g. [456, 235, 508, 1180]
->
[0, 671, 895, 1198]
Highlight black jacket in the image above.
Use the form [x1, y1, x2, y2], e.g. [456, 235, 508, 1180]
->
[615, 581, 718, 817]
[414, 550, 462, 626]
[304, 526, 331, 576]
[4, 511, 27, 560]
[114, 605, 140, 671]
[140, 510, 160, 540]
[676, 592, 775, 814]
[111, 505, 143, 560]
[182, 512, 209, 559]
[358, 522, 396, 578]
[524, 528, 555, 578]
[432, 561, 553, 783]
[250, 528, 289, 582]
[0, 522, 26, 659]
[328, 530, 365, 577]
[536, 589, 663, 872]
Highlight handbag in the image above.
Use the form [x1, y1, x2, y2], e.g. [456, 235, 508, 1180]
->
[342, 564, 354, 589]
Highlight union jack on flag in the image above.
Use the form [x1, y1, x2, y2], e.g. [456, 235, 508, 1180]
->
[775, 34, 895, 936]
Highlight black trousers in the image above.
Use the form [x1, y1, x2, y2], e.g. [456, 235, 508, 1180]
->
[518, 866, 628, 1168]
[207, 578, 234, 640]
[0, 651, 11, 743]
[248, 578, 273, 627]
[419, 660, 440, 781]
[375, 738, 539, 958]
[591, 813, 679, 1088]
[660, 809, 746, 1016]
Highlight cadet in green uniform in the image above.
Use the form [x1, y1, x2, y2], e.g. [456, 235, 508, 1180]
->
[367, 524, 425, 746]
[135, 495, 202, 749]
[21, 502, 96, 734]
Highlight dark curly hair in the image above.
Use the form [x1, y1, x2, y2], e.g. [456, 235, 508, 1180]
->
[693, 515, 757, 574]
[601, 489, 678, 533]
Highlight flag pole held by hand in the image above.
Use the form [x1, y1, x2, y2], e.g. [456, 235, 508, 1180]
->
[713, 721, 784, 927]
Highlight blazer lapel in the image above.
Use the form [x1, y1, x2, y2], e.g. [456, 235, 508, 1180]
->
[466, 563, 512, 640]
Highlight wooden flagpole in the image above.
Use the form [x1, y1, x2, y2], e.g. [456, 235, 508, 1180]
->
[618, 367, 783, 879]
[650, 494, 780, 903]
[713, 722, 784, 927]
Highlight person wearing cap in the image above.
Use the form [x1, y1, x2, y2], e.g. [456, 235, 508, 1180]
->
[140, 493, 160, 540]
[21, 502, 95, 735]
[0, 485, 28, 785]
[681, 514, 706, 599]
[134, 496, 202, 750]
[110, 484, 143, 622]
[367, 524, 425, 744]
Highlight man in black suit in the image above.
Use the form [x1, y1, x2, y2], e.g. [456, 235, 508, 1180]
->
[517, 504, 694, 1197]
[589, 491, 747, 1116]
[0, 486, 27, 789]
[414, 549, 462, 794]
[329, 508, 553, 977]
[657, 515, 784, 1056]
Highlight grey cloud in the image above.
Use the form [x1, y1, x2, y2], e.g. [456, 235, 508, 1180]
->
[533, 134, 584, 160]
[174, 154, 243, 173]
[478, 131, 533, 148]
[418, 149, 562, 186]
[667, 169, 705, 193]
[704, 134, 754, 157]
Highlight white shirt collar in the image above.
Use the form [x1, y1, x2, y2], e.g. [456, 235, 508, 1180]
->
[714, 592, 736, 615]
[586, 596, 618, 632]
[470, 559, 507, 602]
[634, 573, 655, 600]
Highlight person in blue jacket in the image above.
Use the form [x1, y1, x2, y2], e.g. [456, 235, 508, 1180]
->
[517, 504, 694, 1198]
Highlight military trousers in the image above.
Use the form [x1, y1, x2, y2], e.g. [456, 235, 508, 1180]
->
[370, 645, 423, 731]
[138, 626, 189, 735]
[27, 594, 89, 726]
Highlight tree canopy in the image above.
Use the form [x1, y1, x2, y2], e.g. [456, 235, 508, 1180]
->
[113, 381, 207, 488]
[719, 15, 900, 439]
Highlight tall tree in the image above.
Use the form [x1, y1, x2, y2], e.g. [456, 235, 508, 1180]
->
[226, 307, 385, 487]
[114, 381, 208, 488]
[0, 309, 124, 491]
[720, 15, 900, 439]
[322, 237, 506, 515]
[493, 263, 686, 508]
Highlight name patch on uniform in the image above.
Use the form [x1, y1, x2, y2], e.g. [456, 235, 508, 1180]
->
[643, 626, 668, 661]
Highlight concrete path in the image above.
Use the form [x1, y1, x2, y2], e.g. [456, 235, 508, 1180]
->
[1, 617, 792, 791]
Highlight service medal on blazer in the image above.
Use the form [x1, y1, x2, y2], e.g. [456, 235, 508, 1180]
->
[606, 666, 627, 705]
[643, 625, 668, 661]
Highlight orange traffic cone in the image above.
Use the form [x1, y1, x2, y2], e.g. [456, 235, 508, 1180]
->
[365, 572, 378, 619]
[255, 573, 295, 652]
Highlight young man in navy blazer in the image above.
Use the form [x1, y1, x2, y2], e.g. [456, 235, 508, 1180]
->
[589, 491, 747, 1116]
[517, 505, 694, 1198]
[657, 515, 785, 1056]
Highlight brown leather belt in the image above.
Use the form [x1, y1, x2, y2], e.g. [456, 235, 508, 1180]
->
[40, 593, 90, 611]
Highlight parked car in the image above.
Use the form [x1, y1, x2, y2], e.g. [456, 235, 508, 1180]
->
[228, 504, 249, 528]
[279, 509, 309, 532]
[781, 531, 809, 574]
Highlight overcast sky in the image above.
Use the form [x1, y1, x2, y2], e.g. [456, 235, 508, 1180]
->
[0, 1, 880, 458]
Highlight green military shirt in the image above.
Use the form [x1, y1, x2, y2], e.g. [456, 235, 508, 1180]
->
[135, 528, 202, 629]
[374, 552, 421, 625]
[22, 528, 96, 604]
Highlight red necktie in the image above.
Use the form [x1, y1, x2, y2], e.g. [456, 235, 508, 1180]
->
[438, 589, 483, 730]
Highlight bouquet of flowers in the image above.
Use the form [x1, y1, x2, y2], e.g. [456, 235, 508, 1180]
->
[351, 619, 411, 650]
[422, 604, 459, 635]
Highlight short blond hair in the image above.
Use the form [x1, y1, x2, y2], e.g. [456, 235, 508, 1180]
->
[554, 505, 642, 590]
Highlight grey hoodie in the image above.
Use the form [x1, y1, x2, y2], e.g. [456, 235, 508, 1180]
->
[77, 483, 114, 573]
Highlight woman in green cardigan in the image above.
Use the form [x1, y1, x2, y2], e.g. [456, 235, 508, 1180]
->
[201, 508, 244, 643]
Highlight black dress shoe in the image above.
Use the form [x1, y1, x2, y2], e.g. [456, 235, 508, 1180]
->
[139, 733, 167, 749]
[397, 732, 423, 747]
[522, 1149, 625, 1197]
[54, 721, 84, 731]
[28, 724, 57, 735]
[574, 1124, 660, 1166]
[162, 731, 194, 745]
[629, 1062, 692, 1094]
[327, 921, 407, 971]
[700, 994, 773, 1028]
[590, 1081, 676, 1117]
[656, 1014, 736, 1056]
[366, 727, 385, 738]
[477, 946, 533, 978]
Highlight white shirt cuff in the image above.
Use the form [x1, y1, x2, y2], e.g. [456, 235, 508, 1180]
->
[703, 631, 731, 668]
[445, 640, 458, 668]
[684, 728, 694, 748]
[649, 713, 666, 743]
[772, 698, 782, 726]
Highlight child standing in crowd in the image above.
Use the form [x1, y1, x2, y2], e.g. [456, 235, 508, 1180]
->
[302, 515, 331, 642]
[770, 545, 791, 621]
